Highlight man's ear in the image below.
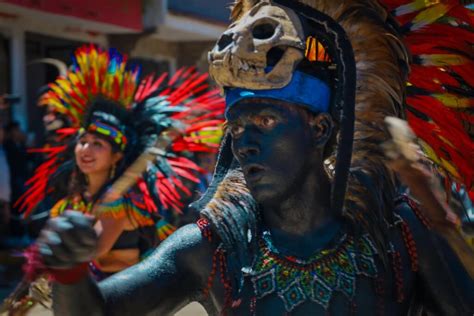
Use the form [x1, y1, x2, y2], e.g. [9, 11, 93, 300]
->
[309, 113, 333, 147]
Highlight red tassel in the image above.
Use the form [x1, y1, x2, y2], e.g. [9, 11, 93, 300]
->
[218, 249, 233, 315]
[400, 221, 419, 272]
[400, 195, 433, 229]
[374, 277, 385, 316]
[391, 250, 404, 303]
[203, 247, 219, 298]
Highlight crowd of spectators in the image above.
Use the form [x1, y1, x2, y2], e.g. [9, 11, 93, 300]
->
[0, 96, 41, 249]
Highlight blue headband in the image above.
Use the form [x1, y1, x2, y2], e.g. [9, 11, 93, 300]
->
[224, 70, 331, 115]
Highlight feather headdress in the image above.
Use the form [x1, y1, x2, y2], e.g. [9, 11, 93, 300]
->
[198, 0, 472, 270]
[17, 45, 225, 219]
[383, 0, 473, 200]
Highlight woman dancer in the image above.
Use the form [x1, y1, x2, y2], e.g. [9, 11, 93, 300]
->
[2, 44, 224, 314]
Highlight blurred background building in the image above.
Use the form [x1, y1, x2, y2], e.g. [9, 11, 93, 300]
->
[0, 0, 228, 138]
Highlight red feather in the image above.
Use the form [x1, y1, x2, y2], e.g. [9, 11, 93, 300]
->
[382, 0, 474, 196]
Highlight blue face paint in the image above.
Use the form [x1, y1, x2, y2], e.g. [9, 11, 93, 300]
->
[224, 70, 330, 117]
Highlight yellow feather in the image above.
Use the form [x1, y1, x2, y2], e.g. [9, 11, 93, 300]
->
[440, 157, 461, 179]
[419, 54, 468, 66]
[412, 3, 449, 30]
[395, 0, 441, 15]
[420, 137, 461, 180]
[419, 139, 442, 164]
[433, 93, 471, 108]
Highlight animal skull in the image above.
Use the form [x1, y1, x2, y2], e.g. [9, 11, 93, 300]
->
[208, 0, 305, 90]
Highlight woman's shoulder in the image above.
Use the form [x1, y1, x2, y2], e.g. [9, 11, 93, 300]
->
[93, 191, 151, 225]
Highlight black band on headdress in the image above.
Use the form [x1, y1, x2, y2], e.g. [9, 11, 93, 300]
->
[275, 0, 357, 216]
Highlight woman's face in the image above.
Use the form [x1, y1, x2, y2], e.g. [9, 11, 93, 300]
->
[75, 133, 122, 176]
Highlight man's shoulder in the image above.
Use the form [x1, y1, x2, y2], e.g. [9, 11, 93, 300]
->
[157, 222, 218, 259]
[393, 195, 433, 232]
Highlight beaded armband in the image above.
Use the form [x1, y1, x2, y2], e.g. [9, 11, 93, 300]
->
[197, 218, 213, 242]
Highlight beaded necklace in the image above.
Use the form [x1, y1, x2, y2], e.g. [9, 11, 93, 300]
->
[68, 195, 94, 214]
[249, 230, 379, 312]
[51, 194, 94, 218]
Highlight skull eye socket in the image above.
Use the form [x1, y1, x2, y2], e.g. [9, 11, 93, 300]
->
[252, 22, 277, 40]
[266, 47, 285, 69]
[217, 33, 234, 51]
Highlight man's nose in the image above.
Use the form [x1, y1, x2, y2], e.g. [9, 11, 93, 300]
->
[235, 131, 260, 160]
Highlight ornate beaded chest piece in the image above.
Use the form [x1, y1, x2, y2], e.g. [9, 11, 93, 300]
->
[249, 231, 379, 312]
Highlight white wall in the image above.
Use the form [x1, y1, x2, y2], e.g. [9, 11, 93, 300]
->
[0, 6, 109, 130]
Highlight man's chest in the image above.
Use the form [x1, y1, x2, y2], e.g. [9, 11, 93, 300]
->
[207, 231, 415, 315]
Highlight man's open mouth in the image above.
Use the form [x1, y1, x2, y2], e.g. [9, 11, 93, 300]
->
[243, 164, 266, 182]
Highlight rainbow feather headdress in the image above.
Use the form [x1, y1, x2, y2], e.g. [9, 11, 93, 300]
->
[41, 46, 139, 126]
[17, 44, 225, 218]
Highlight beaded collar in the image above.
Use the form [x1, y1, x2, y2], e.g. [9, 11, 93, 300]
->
[249, 230, 379, 312]
[50, 195, 93, 218]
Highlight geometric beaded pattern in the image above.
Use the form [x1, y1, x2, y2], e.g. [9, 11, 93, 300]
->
[250, 231, 378, 312]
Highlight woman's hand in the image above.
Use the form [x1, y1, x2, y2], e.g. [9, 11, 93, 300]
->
[37, 211, 98, 269]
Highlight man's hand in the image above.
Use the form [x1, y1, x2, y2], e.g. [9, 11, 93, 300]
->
[37, 211, 97, 269]
[383, 117, 474, 278]
[383, 116, 458, 231]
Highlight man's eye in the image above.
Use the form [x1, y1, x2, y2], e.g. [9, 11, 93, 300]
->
[259, 116, 276, 128]
[93, 141, 103, 148]
[230, 125, 244, 137]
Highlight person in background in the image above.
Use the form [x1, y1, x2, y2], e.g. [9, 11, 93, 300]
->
[4, 121, 29, 240]
[0, 94, 20, 127]
[0, 125, 11, 243]
[5, 121, 28, 204]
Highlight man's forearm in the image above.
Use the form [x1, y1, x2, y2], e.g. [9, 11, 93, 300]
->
[52, 276, 104, 316]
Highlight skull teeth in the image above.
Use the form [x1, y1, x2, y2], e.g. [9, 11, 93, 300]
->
[213, 54, 266, 75]
[236, 59, 260, 73]
[223, 51, 231, 67]
[231, 55, 239, 77]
